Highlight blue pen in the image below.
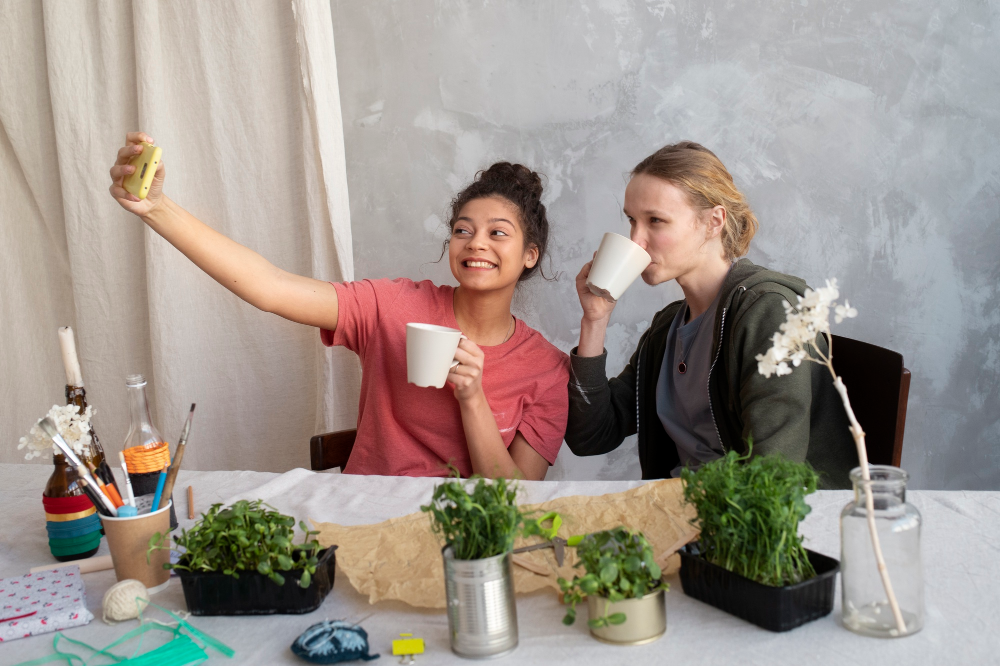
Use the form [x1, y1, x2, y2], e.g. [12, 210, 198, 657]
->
[151, 463, 169, 513]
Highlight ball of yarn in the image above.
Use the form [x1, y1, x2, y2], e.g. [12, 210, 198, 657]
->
[102, 579, 149, 624]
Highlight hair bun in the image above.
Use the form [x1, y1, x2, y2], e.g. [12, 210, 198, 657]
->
[479, 162, 543, 202]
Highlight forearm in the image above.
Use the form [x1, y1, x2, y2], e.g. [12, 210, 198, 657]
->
[142, 196, 281, 312]
[577, 315, 610, 358]
[460, 394, 523, 479]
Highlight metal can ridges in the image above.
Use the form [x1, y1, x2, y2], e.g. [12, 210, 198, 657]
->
[443, 546, 518, 659]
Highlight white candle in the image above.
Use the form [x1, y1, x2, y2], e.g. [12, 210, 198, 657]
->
[58, 326, 84, 387]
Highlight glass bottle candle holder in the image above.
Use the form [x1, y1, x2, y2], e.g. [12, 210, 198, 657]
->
[840, 465, 923, 638]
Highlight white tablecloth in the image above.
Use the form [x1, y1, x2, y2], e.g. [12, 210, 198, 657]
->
[1, 463, 997, 664]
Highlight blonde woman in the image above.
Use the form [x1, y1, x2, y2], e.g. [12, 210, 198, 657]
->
[566, 141, 854, 488]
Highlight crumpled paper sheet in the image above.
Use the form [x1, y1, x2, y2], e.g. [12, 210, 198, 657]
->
[311, 478, 698, 609]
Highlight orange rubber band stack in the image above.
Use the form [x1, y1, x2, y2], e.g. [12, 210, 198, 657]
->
[122, 443, 171, 474]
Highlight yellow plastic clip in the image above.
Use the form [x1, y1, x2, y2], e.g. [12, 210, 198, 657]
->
[392, 633, 424, 664]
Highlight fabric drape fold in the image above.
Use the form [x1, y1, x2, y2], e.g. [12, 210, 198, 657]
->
[2, 0, 360, 471]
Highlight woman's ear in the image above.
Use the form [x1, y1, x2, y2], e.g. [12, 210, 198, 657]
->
[706, 205, 726, 239]
[524, 244, 539, 269]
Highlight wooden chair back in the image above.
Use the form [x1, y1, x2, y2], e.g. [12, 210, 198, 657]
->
[829, 335, 910, 467]
[310, 429, 357, 472]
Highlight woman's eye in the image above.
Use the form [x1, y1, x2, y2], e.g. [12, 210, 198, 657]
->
[491, 229, 508, 237]
[453, 227, 471, 235]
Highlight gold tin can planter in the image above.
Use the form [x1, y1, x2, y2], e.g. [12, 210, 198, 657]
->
[586, 587, 666, 645]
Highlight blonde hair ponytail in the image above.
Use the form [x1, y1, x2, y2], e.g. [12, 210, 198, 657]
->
[632, 141, 758, 260]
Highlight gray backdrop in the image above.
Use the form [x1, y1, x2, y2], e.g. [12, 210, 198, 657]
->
[330, 0, 1000, 490]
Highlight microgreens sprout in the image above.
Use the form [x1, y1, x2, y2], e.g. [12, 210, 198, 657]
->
[681, 442, 818, 587]
[558, 527, 664, 629]
[148, 499, 322, 588]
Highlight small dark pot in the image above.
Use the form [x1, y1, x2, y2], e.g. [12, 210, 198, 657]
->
[178, 546, 337, 616]
[679, 544, 838, 632]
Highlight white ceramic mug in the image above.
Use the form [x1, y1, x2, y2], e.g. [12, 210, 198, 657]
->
[586, 232, 652, 302]
[406, 323, 464, 388]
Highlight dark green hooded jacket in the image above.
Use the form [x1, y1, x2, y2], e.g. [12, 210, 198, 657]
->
[565, 259, 855, 489]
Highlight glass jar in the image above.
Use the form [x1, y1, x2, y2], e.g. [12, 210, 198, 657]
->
[840, 465, 923, 637]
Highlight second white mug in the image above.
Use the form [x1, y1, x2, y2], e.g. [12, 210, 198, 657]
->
[586, 232, 652, 302]
[406, 323, 463, 389]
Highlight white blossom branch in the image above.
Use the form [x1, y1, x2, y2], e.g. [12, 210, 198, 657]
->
[755, 280, 907, 635]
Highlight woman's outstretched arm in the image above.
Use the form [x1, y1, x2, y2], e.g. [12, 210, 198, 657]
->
[109, 132, 339, 331]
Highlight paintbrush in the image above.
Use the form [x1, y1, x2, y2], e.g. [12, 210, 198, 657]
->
[38, 417, 118, 517]
[157, 403, 195, 511]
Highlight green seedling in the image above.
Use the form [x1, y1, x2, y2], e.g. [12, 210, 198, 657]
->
[558, 527, 665, 629]
[148, 499, 321, 588]
[681, 441, 818, 587]
[421, 470, 541, 561]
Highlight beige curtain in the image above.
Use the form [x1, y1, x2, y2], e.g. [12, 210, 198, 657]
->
[0, 0, 360, 471]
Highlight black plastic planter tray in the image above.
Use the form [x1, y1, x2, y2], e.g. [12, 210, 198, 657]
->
[178, 546, 337, 616]
[679, 544, 838, 632]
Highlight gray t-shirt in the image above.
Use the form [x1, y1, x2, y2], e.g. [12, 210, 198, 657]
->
[655, 293, 725, 477]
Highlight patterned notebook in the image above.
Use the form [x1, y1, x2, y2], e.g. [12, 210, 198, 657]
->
[0, 565, 93, 642]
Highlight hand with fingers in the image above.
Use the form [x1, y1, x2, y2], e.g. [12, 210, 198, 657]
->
[448, 338, 487, 405]
[576, 252, 617, 323]
[108, 131, 165, 216]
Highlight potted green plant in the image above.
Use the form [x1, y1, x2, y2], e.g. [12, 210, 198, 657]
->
[678, 446, 839, 631]
[148, 499, 336, 615]
[558, 527, 667, 645]
[422, 475, 538, 659]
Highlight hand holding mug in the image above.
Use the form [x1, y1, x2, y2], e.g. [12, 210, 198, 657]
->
[576, 253, 617, 323]
[448, 338, 486, 404]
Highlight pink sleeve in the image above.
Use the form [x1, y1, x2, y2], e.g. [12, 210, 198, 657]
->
[517, 353, 571, 464]
[321, 279, 405, 356]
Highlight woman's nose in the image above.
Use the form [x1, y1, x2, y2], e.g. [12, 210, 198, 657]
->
[469, 231, 490, 249]
[630, 226, 648, 250]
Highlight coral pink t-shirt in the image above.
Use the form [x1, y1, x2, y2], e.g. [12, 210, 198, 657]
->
[321, 278, 570, 477]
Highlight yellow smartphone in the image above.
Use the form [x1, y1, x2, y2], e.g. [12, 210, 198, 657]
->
[123, 142, 162, 200]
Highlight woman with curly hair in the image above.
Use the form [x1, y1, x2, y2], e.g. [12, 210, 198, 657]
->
[108, 132, 568, 480]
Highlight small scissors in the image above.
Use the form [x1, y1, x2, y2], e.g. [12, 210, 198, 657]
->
[513, 512, 584, 566]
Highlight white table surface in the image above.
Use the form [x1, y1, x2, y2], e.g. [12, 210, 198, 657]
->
[1, 463, 997, 664]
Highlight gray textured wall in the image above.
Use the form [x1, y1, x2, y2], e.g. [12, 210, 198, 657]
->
[330, 0, 1000, 489]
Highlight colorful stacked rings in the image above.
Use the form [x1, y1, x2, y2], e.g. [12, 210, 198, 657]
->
[42, 494, 103, 561]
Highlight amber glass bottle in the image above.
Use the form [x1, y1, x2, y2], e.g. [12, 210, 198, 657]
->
[65, 384, 117, 486]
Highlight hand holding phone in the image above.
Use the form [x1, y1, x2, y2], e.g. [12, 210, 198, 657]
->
[122, 142, 162, 200]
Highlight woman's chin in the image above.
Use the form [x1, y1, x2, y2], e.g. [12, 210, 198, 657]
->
[641, 266, 670, 286]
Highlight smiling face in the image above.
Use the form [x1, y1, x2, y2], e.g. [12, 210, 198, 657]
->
[448, 196, 539, 293]
[624, 173, 726, 286]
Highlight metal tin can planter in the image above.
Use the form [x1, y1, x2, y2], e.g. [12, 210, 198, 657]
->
[443, 546, 518, 659]
[679, 543, 838, 632]
[586, 587, 666, 645]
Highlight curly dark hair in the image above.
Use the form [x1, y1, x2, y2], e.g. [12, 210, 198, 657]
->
[446, 162, 550, 282]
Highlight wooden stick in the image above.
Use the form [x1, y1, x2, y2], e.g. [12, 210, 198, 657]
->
[187, 485, 195, 520]
[30, 555, 113, 574]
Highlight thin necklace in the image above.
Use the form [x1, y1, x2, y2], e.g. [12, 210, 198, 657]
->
[502, 315, 515, 343]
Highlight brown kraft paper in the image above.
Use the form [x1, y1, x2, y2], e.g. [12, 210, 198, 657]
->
[311, 478, 698, 609]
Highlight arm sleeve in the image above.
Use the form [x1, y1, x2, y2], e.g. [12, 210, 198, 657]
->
[515, 354, 571, 464]
[733, 291, 813, 463]
[563, 328, 648, 456]
[320, 279, 406, 357]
